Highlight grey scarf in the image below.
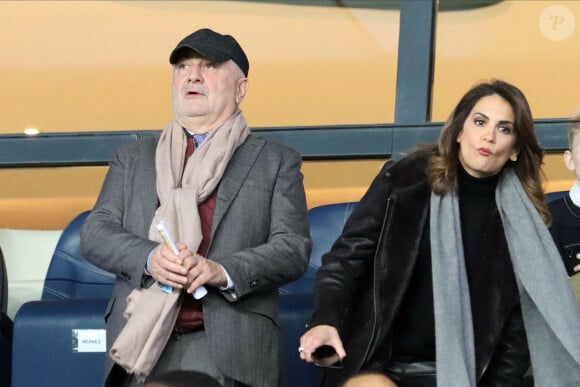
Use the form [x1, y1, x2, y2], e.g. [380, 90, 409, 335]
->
[431, 167, 580, 386]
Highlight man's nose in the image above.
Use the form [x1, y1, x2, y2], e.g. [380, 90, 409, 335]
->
[186, 65, 202, 82]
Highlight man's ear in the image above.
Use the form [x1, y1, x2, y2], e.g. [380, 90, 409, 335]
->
[564, 150, 575, 172]
[236, 78, 248, 104]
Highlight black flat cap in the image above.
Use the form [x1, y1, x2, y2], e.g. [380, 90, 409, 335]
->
[169, 28, 249, 77]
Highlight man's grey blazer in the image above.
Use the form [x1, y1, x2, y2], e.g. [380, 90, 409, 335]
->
[80, 134, 312, 387]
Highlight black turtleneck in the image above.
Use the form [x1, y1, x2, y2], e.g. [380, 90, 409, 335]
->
[391, 165, 512, 364]
[457, 166, 500, 277]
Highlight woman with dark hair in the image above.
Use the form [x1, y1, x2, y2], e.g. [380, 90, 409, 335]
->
[299, 79, 580, 387]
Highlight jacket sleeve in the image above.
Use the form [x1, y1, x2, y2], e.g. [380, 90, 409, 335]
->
[80, 140, 159, 290]
[479, 305, 533, 387]
[213, 144, 312, 300]
[309, 161, 393, 329]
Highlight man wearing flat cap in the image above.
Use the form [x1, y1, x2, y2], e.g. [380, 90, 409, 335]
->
[81, 28, 311, 387]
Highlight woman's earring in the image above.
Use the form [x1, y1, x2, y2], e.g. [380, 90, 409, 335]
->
[511, 154, 518, 162]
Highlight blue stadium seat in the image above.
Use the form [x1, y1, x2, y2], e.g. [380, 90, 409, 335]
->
[545, 190, 567, 203]
[11, 211, 113, 387]
[42, 211, 114, 300]
[279, 202, 357, 387]
[279, 202, 357, 295]
[12, 299, 108, 387]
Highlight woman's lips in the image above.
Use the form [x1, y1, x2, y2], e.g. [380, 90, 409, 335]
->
[478, 147, 492, 156]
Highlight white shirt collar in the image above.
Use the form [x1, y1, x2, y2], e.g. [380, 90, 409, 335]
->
[569, 182, 580, 206]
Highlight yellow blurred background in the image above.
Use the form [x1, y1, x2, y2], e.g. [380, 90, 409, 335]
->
[0, 1, 578, 229]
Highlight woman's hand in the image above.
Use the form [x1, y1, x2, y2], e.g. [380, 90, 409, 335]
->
[299, 325, 346, 364]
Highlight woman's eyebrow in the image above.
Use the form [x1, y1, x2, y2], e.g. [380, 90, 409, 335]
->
[474, 112, 513, 126]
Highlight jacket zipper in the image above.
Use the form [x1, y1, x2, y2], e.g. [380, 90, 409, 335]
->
[356, 195, 393, 370]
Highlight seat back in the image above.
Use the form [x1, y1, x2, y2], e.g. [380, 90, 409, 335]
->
[546, 190, 567, 203]
[12, 211, 112, 387]
[279, 202, 357, 295]
[278, 202, 357, 387]
[42, 211, 114, 300]
[12, 299, 107, 387]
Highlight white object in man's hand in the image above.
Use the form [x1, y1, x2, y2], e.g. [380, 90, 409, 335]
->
[156, 221, 208, 299]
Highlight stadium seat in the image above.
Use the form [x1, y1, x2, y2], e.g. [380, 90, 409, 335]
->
[279, 202, 357, 387]
[545, 190, 567, 203]
[42, 211, 115, 300]
[12, 298, 108, 387]
[11, 211, 113, 387]
[279, 202, 357, 295]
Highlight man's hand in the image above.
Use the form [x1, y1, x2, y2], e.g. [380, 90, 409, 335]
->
[181, 249, 228, 293]
[148, 243, 192, 288]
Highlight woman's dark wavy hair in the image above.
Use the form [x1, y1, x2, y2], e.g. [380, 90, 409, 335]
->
[426, 79, 550, 224]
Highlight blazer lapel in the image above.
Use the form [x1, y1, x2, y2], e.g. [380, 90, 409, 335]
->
[211, 135, 265, 236]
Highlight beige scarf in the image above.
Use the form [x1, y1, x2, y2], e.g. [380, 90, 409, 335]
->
[110, 111, 250, 381]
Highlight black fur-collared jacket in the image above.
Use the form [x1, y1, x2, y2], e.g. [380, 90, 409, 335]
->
[309, 150, 531, 387]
